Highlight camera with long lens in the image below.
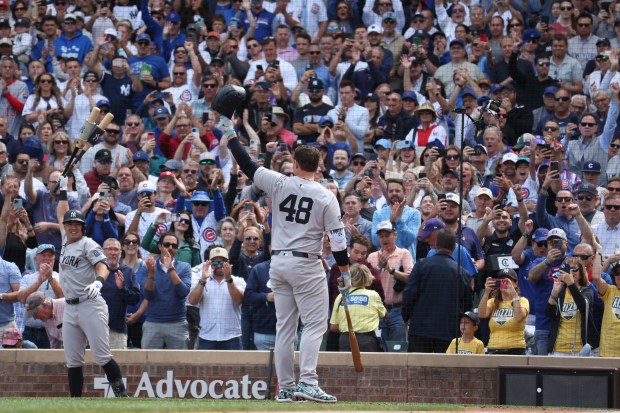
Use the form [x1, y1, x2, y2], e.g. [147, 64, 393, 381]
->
[484, 99, 501, 117]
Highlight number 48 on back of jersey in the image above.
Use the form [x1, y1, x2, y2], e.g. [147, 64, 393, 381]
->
[279, 195, 314, 225]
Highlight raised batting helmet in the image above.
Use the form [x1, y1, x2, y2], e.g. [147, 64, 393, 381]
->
[212, 85, 246, 118]
[63, 210, 85, 224]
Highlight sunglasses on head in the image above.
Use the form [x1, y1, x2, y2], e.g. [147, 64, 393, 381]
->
[123, 239, 139, 245]
[162, 242, 178, 249]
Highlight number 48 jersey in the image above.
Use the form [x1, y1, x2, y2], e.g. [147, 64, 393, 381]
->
[254, 167, 343, 255]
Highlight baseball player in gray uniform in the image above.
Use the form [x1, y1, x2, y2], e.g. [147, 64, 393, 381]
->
[217, 101, 351, 402]
[55, 177, 128, 398]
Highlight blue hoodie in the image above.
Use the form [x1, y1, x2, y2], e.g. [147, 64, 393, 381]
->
[54, 30, 93, 62]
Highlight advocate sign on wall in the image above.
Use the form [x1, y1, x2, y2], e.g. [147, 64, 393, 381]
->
[95, 371, 269, 399]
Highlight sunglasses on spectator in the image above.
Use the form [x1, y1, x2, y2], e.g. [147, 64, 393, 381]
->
[244, 236, 260, 241]
[327, 25, 340, 31]
[211, 260, 227, 267]
[383, 19, 396, 24]
[403, 178, 414, 182]
[123, 239, 139, 245]
[578, 23, 591, 27]
[126, 122, 140, 127]
[175, 50, 187, 54]
[498, 114, 507, 119]
[611, 143, 620, 149]
[106, 129, 120, 134]
[574, 254, 591, 260]
[445, 155, 460, 160]
[543, 126, 559, 132]
[162, 242, 178, 249]
[183, 169, 198, 174]
[203, 83, 217, 88]
[596, 55, 610, 61]
[54, 140, 68, 145]
[605, 204, 620, 210]
[199, 160, 216, 165]
[555, 96, 570, 102]
[193, 201, 209, 206]
[555, 196, 572, 203]
[560, 6, 572, 10]
[173, 72, 186, 76]
[580, 122, 596, 127]
[535, 241, 547, 247]
[39, 78, 53, 84]
[537, 62, 550, 67]
[577, 195, 593, 201]
[178, 218, 191, 225]
[352, 161, 365, 166]
[609, 187, 620, 192]
[16, 159, 29, 165]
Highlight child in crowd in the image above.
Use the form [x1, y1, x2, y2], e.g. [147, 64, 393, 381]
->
[446, 311, 485, 355]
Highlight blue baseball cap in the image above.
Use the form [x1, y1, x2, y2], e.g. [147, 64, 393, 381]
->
[374, 138, 391, 149]
[319, 116, 334, 127]
[96, 99, 110, 108]
[191, 191, 212, 203]
[544, 86, 558, 96]
[136, 33, 151, 42]
[521, 29, 541, 45]
[418, 218, 445, 239]
[382, 11, 396, 21]
[461, 87, 477, 98]
[402, 91, 418, 101]
[489, 84, 503, 94]
[582, 161, 601, 173]
[133, 150, 150, 162]
[166, 11, 181, 23]
[533, 228, 549, 243]
[449, 38, 465, 48]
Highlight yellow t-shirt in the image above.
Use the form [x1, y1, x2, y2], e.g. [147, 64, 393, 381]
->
[330, 289, 387, 333]
[553, 290, 582, 353]
[599, 285, 620, 357]
[487, 297, 529, 350]
[446, 337, 485, 354]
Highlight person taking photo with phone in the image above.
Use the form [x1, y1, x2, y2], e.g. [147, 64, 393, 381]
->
[478, 268, 529, 354]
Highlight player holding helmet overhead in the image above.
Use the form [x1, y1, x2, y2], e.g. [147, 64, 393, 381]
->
[54, 176, 128, 398]
[214, 85, 351, 403]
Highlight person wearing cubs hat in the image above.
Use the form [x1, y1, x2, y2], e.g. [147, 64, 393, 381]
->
[55, 175, 129, 397]
[479, 267, 529, 355]
[576, 183, 604, 226]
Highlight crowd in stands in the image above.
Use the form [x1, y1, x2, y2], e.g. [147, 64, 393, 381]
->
[1, 0, 620, 357]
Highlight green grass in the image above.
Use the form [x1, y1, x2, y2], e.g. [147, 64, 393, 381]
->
[0, 398, 459, 412]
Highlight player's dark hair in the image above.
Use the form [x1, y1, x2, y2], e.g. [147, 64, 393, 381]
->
[158, 231, 179, 245]
[174, 210, 196, 245]
[436, 228, 457, 252]
[294, 145, 320, 172]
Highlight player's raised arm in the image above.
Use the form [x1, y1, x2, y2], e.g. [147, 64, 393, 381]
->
[212, 85, 260, 181]
[56, 176, 69, 234]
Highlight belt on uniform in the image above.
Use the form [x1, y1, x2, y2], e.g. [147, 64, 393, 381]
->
[385, 302, 402, 310]
[272, 250, 320, 259]
[65, 297, 85, 305]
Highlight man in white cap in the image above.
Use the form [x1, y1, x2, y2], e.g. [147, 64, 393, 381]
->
[465, 187, 494, 234]
[188, 247, 245, 350]
[366, 220, 413, 346]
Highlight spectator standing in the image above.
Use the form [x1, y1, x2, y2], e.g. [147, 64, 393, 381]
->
[100, 238, 141, 349]
[138, 232, 192, 349]
[329, 263, 386, 352]
[54, 13, 94, 63]
[244, 260, 276, 350]
[402, 228, 473, 353]
[189, 247, 246, 349]
[479, 268, 529, 354]
[367, 221, 413, 345]
[0, 56, 27, 138]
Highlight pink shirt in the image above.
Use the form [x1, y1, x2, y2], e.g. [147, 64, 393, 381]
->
[367, 247, 414, 305]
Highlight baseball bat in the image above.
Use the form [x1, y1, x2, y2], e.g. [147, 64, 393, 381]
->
[341, 292, 363, 373]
